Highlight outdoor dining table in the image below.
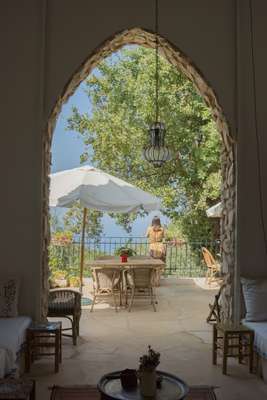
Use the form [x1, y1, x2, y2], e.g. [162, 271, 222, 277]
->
[87, 256, 165, 306]
[88, 256, 165, 269]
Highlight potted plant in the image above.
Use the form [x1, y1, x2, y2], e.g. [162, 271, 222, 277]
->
[115, 246, 136, 263]
[50, 269, 68, 288]
[68, 276, 80, 288]
[139, 346, 160, 397]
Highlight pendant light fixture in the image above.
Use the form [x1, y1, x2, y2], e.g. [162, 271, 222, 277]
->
[143, 0, 172, 167]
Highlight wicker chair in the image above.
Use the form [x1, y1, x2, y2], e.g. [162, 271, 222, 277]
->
[48, 288, 82, 345]
[201, 247, 221, 284]
[90, 267, 121, 312]
[125, 267, 157, 312]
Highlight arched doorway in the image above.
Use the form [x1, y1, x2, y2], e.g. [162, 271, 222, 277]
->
[42, 28, 236, 320]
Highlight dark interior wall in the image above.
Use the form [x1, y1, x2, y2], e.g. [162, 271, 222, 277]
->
[0, 0, 44, 317]
[0, 0, 266, 318]
[237, 0, 267, 277]
[44, 0, 236, 130]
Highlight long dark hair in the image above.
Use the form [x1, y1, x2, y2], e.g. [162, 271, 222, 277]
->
[152, 216, 161, 227]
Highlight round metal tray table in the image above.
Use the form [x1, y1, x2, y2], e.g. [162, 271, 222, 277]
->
[98, 370, 189, 400]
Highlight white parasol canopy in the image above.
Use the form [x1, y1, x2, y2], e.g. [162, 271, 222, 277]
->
[49, 165, 161, 289]
[50, 165, 161, 212]
[206, 202, 222, 218]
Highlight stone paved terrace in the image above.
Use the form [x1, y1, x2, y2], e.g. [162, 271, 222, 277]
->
[26, 278, 267, 400]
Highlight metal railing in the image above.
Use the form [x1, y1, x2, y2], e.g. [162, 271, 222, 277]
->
[49, 236, 221, 278]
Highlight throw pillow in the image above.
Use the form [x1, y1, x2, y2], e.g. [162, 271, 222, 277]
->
[0, 279, 19, 317]
[241, 277, 267, 321]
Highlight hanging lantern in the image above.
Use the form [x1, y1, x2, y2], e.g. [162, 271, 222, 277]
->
[143, 0, 172, 167]
[143, 122, 172, 167]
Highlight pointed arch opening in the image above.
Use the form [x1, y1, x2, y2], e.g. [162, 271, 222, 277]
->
[42, 28, 236, 320]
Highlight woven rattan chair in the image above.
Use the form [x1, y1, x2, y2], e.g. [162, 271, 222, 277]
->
[201, 247, 221, 284]
[128, 256, 164, 286]
[48, 288, 82, 345]
[90, 267, 121, 312]
[125, 267, 157, 312]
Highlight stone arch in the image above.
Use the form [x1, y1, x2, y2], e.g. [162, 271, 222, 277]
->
[42, 27, 235, 319]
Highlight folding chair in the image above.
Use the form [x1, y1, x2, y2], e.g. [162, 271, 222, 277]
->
[206, 283, 226, 323]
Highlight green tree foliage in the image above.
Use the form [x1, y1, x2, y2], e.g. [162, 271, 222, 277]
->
[67, 46, 221, 242]
[63, 202, 103, 241]
[50, 210, 63, 234]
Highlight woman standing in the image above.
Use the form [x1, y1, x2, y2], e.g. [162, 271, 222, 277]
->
[146, 216, 166, 261]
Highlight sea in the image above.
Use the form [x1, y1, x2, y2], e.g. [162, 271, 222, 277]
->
[51, 208, 169, 239]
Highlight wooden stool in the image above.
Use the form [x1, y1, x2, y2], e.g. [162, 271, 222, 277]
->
[26, 321, 62, 373]
[212, 323, 254, 375]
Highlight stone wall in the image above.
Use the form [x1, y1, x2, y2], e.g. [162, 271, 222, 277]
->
[42, 28, 235, 319]
[220, 145, 236, 321]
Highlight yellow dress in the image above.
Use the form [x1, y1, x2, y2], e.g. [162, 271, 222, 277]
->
[146, 226, 166, 260]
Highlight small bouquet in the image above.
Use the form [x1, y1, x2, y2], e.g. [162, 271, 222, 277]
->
[139, 345, 160, 372]
[139, 346, 160, 397]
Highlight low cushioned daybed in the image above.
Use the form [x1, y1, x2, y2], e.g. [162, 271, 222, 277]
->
[241, 278, 267, 382]
[242, 320, 267, 381]
[0, 316, 31, 377]
[0, 279, 32, 377]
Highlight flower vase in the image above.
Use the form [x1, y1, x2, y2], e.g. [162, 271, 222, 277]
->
[120, 255, 128, 263]
[139, 369, 157, 398]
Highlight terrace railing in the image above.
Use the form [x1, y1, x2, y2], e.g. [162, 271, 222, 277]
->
[49, 236, 221, 278]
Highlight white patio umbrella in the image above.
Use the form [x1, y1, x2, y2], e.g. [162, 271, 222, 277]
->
[206, 202, 222, 218]
[50, 165, 161, 288]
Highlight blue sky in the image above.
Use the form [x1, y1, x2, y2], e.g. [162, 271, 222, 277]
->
[51, 82, 88, 174]
[51, 69, 168, 236]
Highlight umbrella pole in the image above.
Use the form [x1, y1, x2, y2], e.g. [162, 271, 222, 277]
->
[79, 207, 87, 292]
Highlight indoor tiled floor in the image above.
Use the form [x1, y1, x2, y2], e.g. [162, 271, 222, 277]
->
[25, 278, 267, 399]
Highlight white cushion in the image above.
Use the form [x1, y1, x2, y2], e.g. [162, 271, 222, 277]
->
[241, 278, 267, 322]
[0, 316, 32, 358]
[0, 279, 19, 317]
[243, 320, 267, 360]
[0, 316, 32, 377]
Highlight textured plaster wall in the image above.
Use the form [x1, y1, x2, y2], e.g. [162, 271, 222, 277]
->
[44, 0, 236, 129]
[236, 1, 267, 278]
[0, 0, 44, 317]
[0, 0, 267, 318]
